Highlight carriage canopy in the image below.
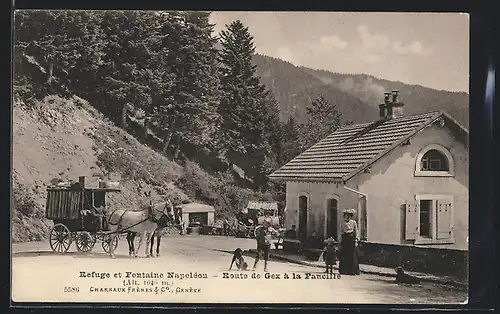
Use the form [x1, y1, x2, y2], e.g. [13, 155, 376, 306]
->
[45, 186, 121, 220]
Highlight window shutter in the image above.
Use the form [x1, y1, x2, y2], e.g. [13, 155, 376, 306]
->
[405, 201, 419, 240]
[436, 200, 452, 239]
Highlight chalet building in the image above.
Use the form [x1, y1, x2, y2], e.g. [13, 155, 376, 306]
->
[269, 91, 468, 276]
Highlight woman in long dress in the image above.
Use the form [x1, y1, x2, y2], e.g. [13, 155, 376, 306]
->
[339, 208, 360, 275]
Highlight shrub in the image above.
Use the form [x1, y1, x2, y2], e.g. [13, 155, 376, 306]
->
[177, 161, 277, 221]
[176, 161, 220, 206]
[93, 124, 182, 185]
[154, 186, 188, 206]
[12, 182, 40, 217]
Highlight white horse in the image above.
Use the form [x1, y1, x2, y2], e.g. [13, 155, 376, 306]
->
[106, 191, 174, 258]
[126, 199, 180, 257]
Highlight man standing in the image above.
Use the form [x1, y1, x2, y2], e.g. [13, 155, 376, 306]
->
[284, 225, 297, 239]
[252, 217, 279, 272]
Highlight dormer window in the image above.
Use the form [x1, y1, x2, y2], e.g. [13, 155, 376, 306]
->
[421, 149, 449, 171]
[415, 144, 454, 177]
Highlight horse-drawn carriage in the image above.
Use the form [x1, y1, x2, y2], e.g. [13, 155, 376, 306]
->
[45, 176, 121, 254]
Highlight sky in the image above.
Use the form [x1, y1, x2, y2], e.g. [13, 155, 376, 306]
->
[209, 12, 469, 93]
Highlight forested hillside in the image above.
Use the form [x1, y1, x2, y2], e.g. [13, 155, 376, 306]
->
[252, 54, 469, 126]
[13, 11, 282, 241]
[12, 10, 468, 241]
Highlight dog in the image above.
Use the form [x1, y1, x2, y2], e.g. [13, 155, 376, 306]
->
[395, 266, 421, 284]
[229, 248, 248, 271]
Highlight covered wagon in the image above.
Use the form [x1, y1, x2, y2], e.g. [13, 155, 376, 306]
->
[45, 176, 121, 253]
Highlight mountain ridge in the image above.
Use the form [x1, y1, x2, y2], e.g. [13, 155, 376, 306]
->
[251, 53, 469, 127]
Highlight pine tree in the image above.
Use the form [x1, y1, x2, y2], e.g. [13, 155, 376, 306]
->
[14, 10, 105, 99]
[300, 94, 342, 149]
[99, 11, 175, 132]
[255, 90, 282, 187]
[155, 11, 220, 155]
[217, 20, 258, 162]
[281, 116, 302, 164]
[217, 20, 279, 186]
[99, 11, 152, 127]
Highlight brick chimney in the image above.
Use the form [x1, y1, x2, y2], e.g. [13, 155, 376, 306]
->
[379, 90, 404, 119]
[390, 90, 404, 119]
[379, 92, 392, 118]
[384, 92, 391, 104]
[391, 90, 399, 103]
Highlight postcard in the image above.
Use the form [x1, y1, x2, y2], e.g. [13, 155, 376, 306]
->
[12, 10, 469, 304]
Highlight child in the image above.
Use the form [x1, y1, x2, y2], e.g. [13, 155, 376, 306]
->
[323, 237, 337, 274]
[253, 218, 279, 272]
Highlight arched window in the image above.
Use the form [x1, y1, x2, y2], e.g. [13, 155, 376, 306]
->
[415, 144, 454, 177]
[421, 149, 449, 171]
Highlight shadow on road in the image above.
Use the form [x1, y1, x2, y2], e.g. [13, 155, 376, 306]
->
[363, 277, 467, 299]
[78, 253, 137, 259]
[12, 251, 140, 259]
[364, 277, 467, 293]
[364, 277, 395, 284]
[12, 251, 90, 258]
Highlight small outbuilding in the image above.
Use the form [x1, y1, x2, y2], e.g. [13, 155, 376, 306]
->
[176, 202, 215, 226]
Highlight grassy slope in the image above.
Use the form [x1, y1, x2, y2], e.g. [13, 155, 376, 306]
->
[12, 94, 265, 242]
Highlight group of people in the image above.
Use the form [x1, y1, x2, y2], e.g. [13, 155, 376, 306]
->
[253, 208, 360, 276]
[321, 208, 360, 275]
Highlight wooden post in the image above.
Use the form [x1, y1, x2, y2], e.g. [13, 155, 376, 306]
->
[79, 176, 86, 228]
[79, 176, 86, 189]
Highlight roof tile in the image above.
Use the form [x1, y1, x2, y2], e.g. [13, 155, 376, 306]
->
[269, 111, 444, 181]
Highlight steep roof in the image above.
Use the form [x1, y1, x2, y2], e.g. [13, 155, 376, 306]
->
[269, 111, 468, 183]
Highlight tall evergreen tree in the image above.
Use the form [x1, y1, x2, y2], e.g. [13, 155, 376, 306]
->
[14, 10, 105, 99]
[255, 90, 282, 187]
[300, 94, 342, 149]
[155, 11, 220, 155]
[99, 11, 170, 129]
[217, 20, 279, 186]
[280, 116, 302, 164]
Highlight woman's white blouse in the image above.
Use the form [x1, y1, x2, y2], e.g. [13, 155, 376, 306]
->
[341, 219, 360, 241]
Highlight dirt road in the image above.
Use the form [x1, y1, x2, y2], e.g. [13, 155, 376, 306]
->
[11, 235, 466, 304]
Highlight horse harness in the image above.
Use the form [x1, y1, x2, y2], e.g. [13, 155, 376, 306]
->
[107, 202, 172, 233]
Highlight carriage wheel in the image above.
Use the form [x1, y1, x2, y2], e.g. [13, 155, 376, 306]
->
[76, 231, 96, 253]
[102, 234, 119, 253]
[49, 223, 72, 253]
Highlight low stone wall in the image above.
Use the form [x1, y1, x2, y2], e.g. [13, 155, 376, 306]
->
[358, 242, 468, 280]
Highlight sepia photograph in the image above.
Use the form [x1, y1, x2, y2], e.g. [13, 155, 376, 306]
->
[11, 10, 469, 304]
